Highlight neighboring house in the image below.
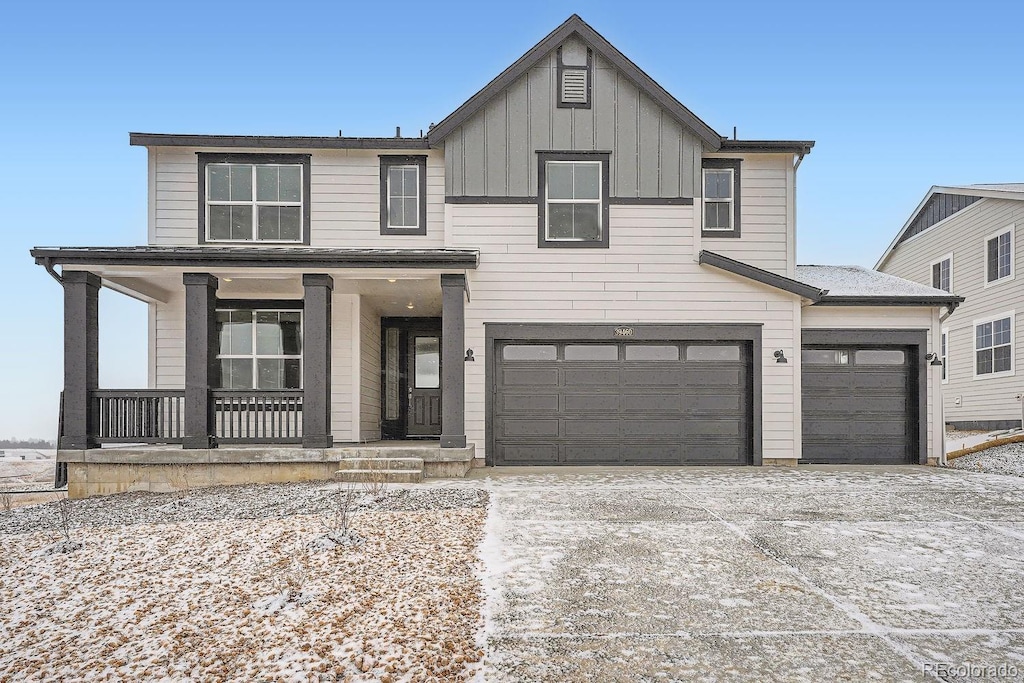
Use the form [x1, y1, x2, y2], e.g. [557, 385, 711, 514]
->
[32, 15, 961, 497]
[877, 184, 1024, 430]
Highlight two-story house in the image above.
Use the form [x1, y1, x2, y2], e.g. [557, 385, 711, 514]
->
[877, 184, 1024, 430]
[33, 15, 960, 498]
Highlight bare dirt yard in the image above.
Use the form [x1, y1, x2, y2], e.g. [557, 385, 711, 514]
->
[0, 482, 487, 681]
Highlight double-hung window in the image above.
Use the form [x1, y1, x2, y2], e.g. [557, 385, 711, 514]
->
[931, 253, 952, 292]
[974, 313, 1013, 378]
[940, 329, 948, 383]
[199, 154, 310, 243]
[701, 158, 741, 238]
[538, 152, 609, 248]
[216, 307, 303, 389]
[985, 227, 1014, 285]
[380, 155, 427, 235]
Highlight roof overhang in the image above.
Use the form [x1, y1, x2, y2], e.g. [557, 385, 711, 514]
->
[31, 246, 479, 270]
[129, 133, 430, 151]
[716, 140, 815, 156]
[426, 14, 722, 150]
[813, 294, 964, 313]
[698, 250, 825, 301]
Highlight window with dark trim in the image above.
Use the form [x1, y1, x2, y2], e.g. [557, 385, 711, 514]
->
[701, 158, 741, 238]
[985, 228, 1013, 284]
[215, 305, 303, 389]
[198, 153, 310, 244]
[931, 255, 952, 292]
[380, 155, 427, 235]
[975, 314, 1013, 377]
[537, 151, 610, 248]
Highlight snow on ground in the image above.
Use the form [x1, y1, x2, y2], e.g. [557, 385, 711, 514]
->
[0, 483, 487, 681]
[0, 451, 57, 510]
[947, 442, 1024, 478]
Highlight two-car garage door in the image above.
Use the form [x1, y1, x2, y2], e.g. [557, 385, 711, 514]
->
[492, 339, 753, 466]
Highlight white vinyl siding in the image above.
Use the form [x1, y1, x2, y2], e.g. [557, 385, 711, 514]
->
[449, 202, 800, 464]
[700, 153, 790, 275]
[881, 198, 1024, 424]
[150, 147, 445, 248]
[360, 302, 382, 441]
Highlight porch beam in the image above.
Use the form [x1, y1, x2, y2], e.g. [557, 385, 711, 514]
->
[302, 274, 334, 448]
[61, 271, 101, 449]
[441, 274, 467, 448]
[183, 273, 218, 449]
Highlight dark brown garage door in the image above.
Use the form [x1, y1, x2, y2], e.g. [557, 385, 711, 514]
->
[492, 341, 752, 465]
[801, 346, 916, 464]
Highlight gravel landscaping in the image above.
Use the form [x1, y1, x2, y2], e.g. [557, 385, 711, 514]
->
[0, 482, 488, 681]
[947, 442, 1024, 478]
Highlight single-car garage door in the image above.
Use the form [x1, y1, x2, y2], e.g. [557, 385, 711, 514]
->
[801, 346, 918, 464]
[492, 340, 752, 465]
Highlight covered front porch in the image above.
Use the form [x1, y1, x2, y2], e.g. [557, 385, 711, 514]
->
[31, 246, 479, 497]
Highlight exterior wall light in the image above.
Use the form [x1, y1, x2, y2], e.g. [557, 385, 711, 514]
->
[925, 352, 943, 366]
[774, 349, 788, 363]
[465, 349, 475, 361]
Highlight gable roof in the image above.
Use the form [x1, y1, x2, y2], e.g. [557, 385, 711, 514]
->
[426, 14, 722, 150]
[698, 251, 825, 301]
[875, 183, 1024, 269]
[796, 265, 963, 310]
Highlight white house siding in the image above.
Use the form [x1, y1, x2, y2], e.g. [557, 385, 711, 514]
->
[701, 153, 791, 276]
[331, 293, 357, 442]
[149, 147, 446, 248]
[881, 198, 1024, 425]
[450, 203, 801, 464]
[801, 305, 941, 461]
[359, 299, 382, 442]
[153, 290, 185, 389]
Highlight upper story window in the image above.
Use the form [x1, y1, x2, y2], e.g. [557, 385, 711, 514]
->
[931, 253, 952, 292]
[380, 155, 427, 235]
[216, 305, 302, 389]
[198, 154, 310, 244]
[702, 159, 741, 238]
[985, 226, 1014, 285]
[974, 313, 1013, 378]
[537, 152, 610, 249]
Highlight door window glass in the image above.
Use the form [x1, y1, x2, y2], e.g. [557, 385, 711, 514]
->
[415, 336, 440, 389]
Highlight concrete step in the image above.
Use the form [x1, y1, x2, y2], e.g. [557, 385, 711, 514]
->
[335, 457, 424, 471]
[334, 469, 423, 484]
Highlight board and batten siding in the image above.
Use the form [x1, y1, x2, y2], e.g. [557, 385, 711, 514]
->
[801, 305, 940, 461]
[359, 300, 382, 441]
[443, 36, 703, 199]
[701, 153, 792, 276]
[150, 147, 445, 248]
[881, 198, 1024, 425]
[448, 202, 800, 463]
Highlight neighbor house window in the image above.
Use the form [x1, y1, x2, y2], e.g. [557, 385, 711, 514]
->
[538, 152, 610, 248]
[199, 154, 310, 244]
[702, 159, 741, 238]
[380, 155, 427, 235]
[216, 308, 302, 389]
[941, 329, 948, 383]
[985, 227, 1014, 284]
[931, 254, 952, 292]
[974, 313, 1013, 378]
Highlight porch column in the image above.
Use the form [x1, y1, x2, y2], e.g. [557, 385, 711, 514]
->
[441, 274, 467, 448]
[302, 274, 333, 448]
[183, 273, 218, 449]
[61, 271, 101, 450]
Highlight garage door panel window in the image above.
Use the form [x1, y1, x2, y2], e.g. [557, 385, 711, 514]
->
[801, 349, 850, 365]
[564, 344, 618, 361]
[975, 316, 1013, 377]
[502, 345, 557, 361]
[624, 345, 679, 361]
[685, 345, 741, 361]
[853, 350, 905, 365]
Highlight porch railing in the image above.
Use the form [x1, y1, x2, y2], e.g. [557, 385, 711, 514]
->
[90, 390, 185, 444]
[212, 390, 304, 444]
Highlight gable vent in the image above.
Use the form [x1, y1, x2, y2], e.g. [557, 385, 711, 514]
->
[561, 69, 588, 104]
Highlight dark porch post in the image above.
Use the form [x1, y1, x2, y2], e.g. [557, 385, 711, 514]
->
[302, 274, 333, 448]
[441, 274, 467, 448]
[61, 271, 101, 450]
[183, 273, 218, 449]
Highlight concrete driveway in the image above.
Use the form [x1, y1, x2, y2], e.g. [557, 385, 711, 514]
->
[471, 466, 1024, 682]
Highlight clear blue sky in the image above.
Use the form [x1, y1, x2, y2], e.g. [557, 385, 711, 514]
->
[2, 0, 1022, 440]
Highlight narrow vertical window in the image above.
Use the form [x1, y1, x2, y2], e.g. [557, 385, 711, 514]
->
[940, 330, 948, 383]
[986, 228, 1014, 284]
[931, 254, 952, 292]
[380, 156, 427, 235]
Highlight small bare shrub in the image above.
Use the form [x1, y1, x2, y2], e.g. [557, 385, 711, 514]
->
[362, 458, 389, 499]
[1, 488, 12, 513]
[48, 494, 82, 553]
[313, 485, 364, 549]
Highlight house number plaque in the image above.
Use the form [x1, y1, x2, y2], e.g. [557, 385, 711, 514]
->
[614, 327, 634, 337]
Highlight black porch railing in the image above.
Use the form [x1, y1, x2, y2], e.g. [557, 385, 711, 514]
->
[212, 390, 304, 444]
[91, 390, 185, 444]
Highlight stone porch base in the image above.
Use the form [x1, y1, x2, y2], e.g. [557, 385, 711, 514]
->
[58, 442, 476, 499]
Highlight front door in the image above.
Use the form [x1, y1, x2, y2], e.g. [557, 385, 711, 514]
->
[380, 318, 442, 439]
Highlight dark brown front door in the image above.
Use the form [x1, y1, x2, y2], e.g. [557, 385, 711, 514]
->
[407, 333, 442, 435]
